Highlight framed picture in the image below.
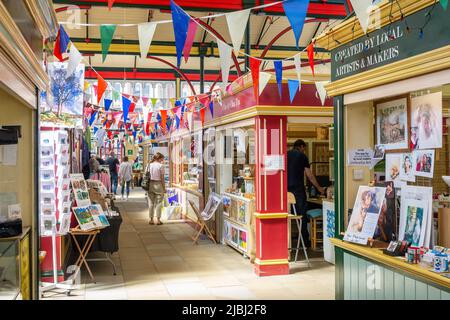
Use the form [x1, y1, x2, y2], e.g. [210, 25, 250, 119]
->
[410, 91, 442, 150]
[399, 153, 415, 182]
[329, 127, 334, 151]
[413, 149, 435, 178]
[375, 96, 409, 152]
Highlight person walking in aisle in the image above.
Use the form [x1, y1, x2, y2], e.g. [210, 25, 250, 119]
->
[88, 154, 100, 178]
[147, 152, 166, 225]
[106, 152, 120, 195]
[118, 156, 133, 201]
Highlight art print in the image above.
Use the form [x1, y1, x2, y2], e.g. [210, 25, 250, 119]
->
[376, 97, 409, 151]
[410, 92, 442, 150]
[399, 153, 415, 182]
[413, 149, 435, 178]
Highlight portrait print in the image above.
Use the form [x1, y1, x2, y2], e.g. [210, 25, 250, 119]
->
[376, 97, 408, 151]
[413, 149, 435, 178]
[411, 92, 442, 150]
[399, 153, 415, 182]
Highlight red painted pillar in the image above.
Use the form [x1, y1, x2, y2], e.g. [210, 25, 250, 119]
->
[254, 115, 289, 276]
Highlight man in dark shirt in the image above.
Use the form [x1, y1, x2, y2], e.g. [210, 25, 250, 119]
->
[106, 152, 120, 194]
[287, 139, 325, 246]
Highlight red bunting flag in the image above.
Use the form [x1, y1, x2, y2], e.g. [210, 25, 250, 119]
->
[97, 75, 107, 104]
[307, 42, 315, 76]
[142, 97, 149, 106]
[129, 102, 136, 113]
[108, 0, 115, 10]
[199, 108, 205, 127]
[106, 120, 112, 129]
[250, 57, 261, 100]
[160, 110, 167, 129]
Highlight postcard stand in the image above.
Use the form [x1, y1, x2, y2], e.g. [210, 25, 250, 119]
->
[40, 222, 74, 297]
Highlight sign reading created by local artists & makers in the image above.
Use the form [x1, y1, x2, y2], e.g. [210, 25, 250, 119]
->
[331, 4, 450, 81]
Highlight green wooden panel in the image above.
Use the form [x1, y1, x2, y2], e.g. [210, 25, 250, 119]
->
[366, 263, 375, 300]
[415, 281, 428, 300]
[358, 258, 367, 300]
[394, 273, 405, 300]
[335, 247, 345, 300]
[375, 265, 385, 300]
[350, 255, 359, 300]
[384, 269, 394, 300]
[343, 253, 351, 300]
[405, 277, 416, 300]
[427, 286, 441, 300]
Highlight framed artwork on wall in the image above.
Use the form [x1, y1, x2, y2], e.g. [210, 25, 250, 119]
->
[375, 95, 410, 153]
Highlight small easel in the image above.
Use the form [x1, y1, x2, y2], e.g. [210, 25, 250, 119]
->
[69, 226, 101, 283]
[188, 200, 217, 244]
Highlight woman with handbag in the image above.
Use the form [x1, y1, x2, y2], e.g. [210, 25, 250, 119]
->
[147, 152, 166, 225]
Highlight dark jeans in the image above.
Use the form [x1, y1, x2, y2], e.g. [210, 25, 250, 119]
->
[110, 172, 118, 194]
[121, 180, 131, 197]
[289, 188, 310, 246]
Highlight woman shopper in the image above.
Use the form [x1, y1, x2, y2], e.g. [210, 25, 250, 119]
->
[118, 156, 133, 201]
[147, 152, 166, 225]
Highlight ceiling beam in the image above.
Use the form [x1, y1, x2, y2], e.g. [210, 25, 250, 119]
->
[52, 0, 348, 19]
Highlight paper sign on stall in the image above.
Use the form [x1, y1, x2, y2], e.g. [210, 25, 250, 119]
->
[264, 155, 285, 171]
[347, 149, 374, 167]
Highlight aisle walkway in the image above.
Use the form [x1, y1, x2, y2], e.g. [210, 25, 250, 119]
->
[45, 189, 334, 300]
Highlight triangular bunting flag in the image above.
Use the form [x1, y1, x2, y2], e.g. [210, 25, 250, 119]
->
[129, 102, 136, 113]
[89, 111, 97, 126]
[160, 110, 167, 129]
[84, 81, 90, 92]
[112, 90, 120, 101]
[250, 57, 261, 99]
[288, 79, 299, 103]
[315, 81, 329, 106]
[104, 99, 113, 111]
[151, 98, 158, 107]
[441, 0, 449, 10]
[183, 19, 198, 63]
[274, 60, 283, 98]
[97, 75, 107, 104]
[225, 9, 251, 55]
[142, 97, 149, 107]
[217, 40, 233, 88]
[199, 108, 205, 127]
[350, 0, 375, 34]
[54, 25, 70, 62]
[209, 101, 214, 117]
[170, 0, 190, 68]
[108, 0, 115, 10]
[283, 0, 310, 48]
[122, 96, 131, 123]
[66, 44, 82, 78]
[138, 22, 157, 59]
[307, 42, 315, 76]
[258, 72, 272, 96]
[294, 53, 302, 91]
[100, 24, 117, 62]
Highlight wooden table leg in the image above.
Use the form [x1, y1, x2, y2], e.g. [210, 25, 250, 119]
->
[71, 233, 97, 282]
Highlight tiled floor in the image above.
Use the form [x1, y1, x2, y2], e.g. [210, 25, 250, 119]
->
[43, 189, 335, 300]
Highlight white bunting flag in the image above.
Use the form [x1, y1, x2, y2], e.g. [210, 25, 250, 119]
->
[138, 22, 157, 59]
[315, 81, 329, 106]
[217, 40, 233, 88]
[142, 105, 149, 130]
[259, 72, 272, 96]
[350, 0, 375, 34]
[225, 9, 251, 55]
[186, 111, 194, 133]
[66, 44, 82, 78]
[294, 53, 302, 91]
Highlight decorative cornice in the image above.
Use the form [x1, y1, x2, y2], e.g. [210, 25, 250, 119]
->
[24, 0, 58, 39]
[315, 0, 436, 51]
[325, 44, 450, 97]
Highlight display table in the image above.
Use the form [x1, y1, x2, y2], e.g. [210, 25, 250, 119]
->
[331, 239, 450, 300]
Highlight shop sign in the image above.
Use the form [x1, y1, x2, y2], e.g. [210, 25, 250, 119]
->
[331, 5, 450, 81]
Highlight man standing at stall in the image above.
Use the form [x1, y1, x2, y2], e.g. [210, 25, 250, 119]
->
[287, 139, 325, 247]
[106, 152, 120, 195]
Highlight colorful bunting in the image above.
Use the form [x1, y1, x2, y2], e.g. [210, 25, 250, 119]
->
[122, 96, 131, 123]
[225, 9, 251, 55]
[104, 99, 113, 111]
[350, 0, 374, 34]
[274, 60, 283, 98]
[258, 72, 272, 96]
[89, 111, 97, 126]
[151, 98, 158, 107]
[217, 40, 233, 88]
[97, 75, 108, 104]
[66, 44, 82, 78]
[199, 108, 205, 126]
[138, 22, 157, 59]
[209, 101, 214, 117]
[250, 57, 261, 100]
[129, 102, 136, 113]
[315, 81, 329, 106]
[160, 110, 167, 129]
[183, 19, 198, 62]
[100, 24, 117, 62]
[170, 0, 190, 68]
[108, 0, 115, 10]
[54, 25, 70, 62]
[282, 0, 310, 48]
[288, 79, 299, 103]
[307, 42, 315, 76]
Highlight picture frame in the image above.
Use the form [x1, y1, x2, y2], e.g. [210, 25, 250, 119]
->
[375, 95, 410, 153]
[329, 127, 334, 151]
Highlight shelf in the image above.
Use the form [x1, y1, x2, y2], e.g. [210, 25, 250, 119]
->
[224, 215, 249, 229]
[222, 192, 254, 203]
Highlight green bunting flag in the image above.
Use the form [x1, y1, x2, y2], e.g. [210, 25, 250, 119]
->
[441, 0, 448, 10]
[100, 24, 117, 62]
[151, 98, 158, 107]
